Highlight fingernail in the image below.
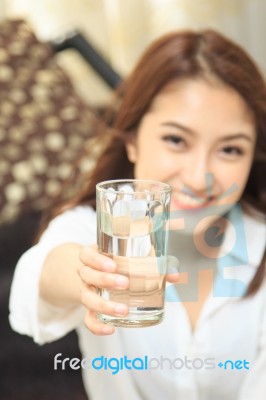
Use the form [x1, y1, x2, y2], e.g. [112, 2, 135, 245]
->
[102, 260, 116, 271]
[114, 304, 127, 315]
[102, 326, 114, 334]
[115, 276, 128, 288]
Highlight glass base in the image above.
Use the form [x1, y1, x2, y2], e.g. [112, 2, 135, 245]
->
[97, 308, 164, 328]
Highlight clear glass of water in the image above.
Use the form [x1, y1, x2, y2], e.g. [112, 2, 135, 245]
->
[96, 179, 171, 327]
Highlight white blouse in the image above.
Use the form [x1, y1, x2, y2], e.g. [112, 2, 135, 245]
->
[9, 205, 266, 400]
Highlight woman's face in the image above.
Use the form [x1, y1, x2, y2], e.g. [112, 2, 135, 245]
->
[126, 78, 256, 232]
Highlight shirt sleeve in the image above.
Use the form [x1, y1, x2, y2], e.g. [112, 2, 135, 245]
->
[9, 206, 97, 345]
[238, 280, 266, 400]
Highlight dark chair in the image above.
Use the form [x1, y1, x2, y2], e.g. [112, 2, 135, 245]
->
[0, 18, 121, 399]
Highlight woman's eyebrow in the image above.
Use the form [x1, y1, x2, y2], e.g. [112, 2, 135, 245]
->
[219, 133, 253, 142]
[160, 121, 195, 135]
[161, 122, 254, 142]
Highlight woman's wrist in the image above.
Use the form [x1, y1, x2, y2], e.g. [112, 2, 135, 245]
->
[39, 243, 83, 308]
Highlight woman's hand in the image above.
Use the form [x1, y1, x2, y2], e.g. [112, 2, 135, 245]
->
[78, 245, 179, 336]
[78, 245, 129, 335]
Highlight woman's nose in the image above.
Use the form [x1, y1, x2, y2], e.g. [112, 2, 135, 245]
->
[180, 155, 213, 197]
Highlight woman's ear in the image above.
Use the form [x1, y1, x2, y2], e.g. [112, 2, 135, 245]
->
[125, 139, 137, 163]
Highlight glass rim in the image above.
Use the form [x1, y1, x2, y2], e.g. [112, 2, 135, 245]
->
[96, 179, 172, 195]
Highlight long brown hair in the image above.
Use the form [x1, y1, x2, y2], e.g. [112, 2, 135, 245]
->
[48, 29, 266, 295]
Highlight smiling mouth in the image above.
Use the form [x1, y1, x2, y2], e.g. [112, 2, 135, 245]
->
[171, 191, 215, 210]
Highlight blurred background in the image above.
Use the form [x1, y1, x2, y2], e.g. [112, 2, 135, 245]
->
[2, 0, 266, 105]
[0, 1, 265, 399]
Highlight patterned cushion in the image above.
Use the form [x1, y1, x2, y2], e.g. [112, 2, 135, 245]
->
[0, 19, 96, 224]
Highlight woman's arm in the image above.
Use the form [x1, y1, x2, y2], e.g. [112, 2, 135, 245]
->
[10, 207, 179, 340]
[39, 243, 83, 308]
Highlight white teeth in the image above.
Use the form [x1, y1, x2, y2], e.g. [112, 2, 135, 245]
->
[173, 191, 210, 207]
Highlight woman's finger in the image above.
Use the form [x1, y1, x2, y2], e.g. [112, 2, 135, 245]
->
[165, 272, 180, 283]
[165, 255, 180, 283]
[78, 265, 129, 290]
[83, 309, 115, 336]
[80, 284, 129, 318]
[79, 245, 116, 272]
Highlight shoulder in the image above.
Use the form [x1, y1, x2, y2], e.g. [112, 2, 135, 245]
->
[52, 205, 96, 222]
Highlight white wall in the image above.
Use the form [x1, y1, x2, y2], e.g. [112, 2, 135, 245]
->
[2, 0, 266, 104]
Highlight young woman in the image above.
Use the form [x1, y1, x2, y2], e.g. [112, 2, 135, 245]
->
[10, 29, 266, 400]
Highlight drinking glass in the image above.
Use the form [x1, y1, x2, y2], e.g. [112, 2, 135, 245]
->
[96, 179, 171, 327]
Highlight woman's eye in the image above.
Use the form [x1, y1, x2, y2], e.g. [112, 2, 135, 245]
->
[221, 146, 244, 156]
[162, 135, 184, 146]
